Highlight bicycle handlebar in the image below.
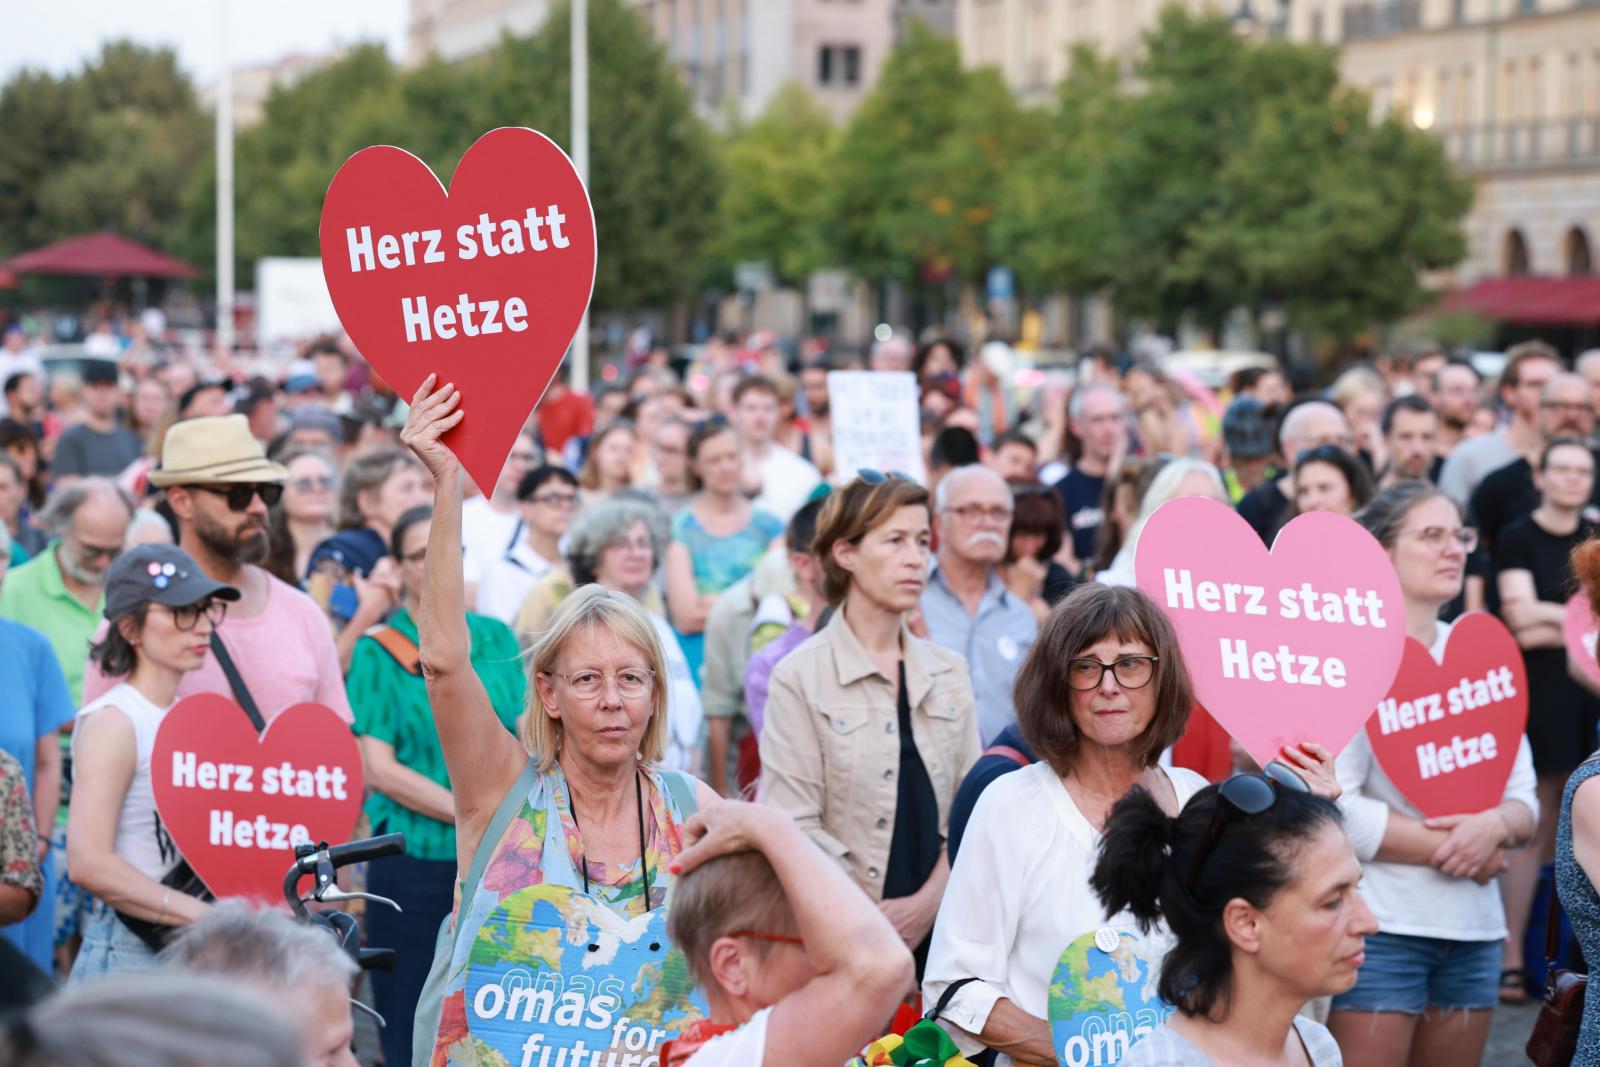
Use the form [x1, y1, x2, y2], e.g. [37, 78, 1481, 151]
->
[282, 833, 407, 915]
[326, 832, 406, 867]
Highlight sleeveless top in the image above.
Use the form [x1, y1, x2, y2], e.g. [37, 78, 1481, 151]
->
[425, 761, 698, 1066]
[1555, 755, 1600, 1067]
[73, 681, 180, 881]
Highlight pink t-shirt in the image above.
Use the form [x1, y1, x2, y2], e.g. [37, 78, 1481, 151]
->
[82, 572, 353, 725]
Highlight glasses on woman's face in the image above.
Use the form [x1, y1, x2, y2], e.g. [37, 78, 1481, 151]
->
[529, 490, 579, 509]
[1402, 525, 1478, 553]
[1186, 767, 1309, 897]
[1065, 655, 1158, 691]
[156, 598, 228, 632]
[289, 475, 335, 493]
[547, 667, 656, 700]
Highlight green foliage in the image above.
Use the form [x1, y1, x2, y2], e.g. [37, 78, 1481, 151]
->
[0, 42, 206, 256]
[716, 82, 839, 286]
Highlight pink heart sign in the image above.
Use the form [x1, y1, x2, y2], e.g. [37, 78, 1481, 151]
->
[319, 127, 597, 493]
[1564, 593, 1600, 690]
[1134, 497, 1405, 767]
[1365, 612, 1528, 818]
[151, 694, 365, 902]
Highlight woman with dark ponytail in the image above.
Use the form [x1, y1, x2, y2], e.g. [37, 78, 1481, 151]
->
[1092, 773, 1377, 1066]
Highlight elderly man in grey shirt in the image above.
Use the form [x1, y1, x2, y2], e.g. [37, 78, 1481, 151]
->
[920, 465, 1037, 743]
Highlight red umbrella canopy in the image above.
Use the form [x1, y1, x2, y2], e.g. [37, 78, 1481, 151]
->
[0, 232, 200, 279]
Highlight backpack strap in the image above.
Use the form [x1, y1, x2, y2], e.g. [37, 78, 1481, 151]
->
[460, 761, 541, 906]
[209, 633, 266, 733]
[981, 744, 1031, 767]
[661, 769, 699, 820]
[364, 624, 422, 676]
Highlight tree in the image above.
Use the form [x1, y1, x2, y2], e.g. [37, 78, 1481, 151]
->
[716, 82, 838, 287]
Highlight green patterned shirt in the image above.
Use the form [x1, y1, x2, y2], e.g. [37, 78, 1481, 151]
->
[347, 607, 526, 861]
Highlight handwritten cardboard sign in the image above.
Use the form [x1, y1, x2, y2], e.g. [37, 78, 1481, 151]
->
[1134, 497, 1405, 767]
[1365, 613, 1527, 817]
[464, 883, 706, 1065]
[1048, 927, 1174, 1067]
[150, 695, 364, 901]
[1564, 593, 1600, 690]
[827, 371, 926, 484]
[319, 127, 597, 492]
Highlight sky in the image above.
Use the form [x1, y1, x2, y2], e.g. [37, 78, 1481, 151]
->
[2, 0, 410, 87]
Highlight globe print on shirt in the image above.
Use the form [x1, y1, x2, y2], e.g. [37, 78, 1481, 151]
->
[464, 883, 707, 1067]
[1048, 929, 1174, 1067]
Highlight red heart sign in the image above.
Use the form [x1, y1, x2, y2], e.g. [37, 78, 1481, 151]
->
[151, 695, 364, 902]
[1564, 593, 1600, 690]
[1134, 497, 1406, 767]
[319, 127, 597, 492]
[1364, 612, 1528, 818]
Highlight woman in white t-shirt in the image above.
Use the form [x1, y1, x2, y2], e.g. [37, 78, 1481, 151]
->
[67, 543, 239, 981]
[1094, 772, 1376, 1067]
[1328, 483, 1537, 1067]
[659, 800, 913, 1066]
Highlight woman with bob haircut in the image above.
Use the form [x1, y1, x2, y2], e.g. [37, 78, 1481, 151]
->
[399, 377, 715, 1064]
[922, 583, 1338, 1064]
[759, 472, 979, 975]
[1091, 774, 1376, 1066]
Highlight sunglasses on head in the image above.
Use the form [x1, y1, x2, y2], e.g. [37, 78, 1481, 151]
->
[858, 468, 914, 485]
[1294, 444, 1348, 467]
[1185, 765, 1310, 898]
[190, 482, 283, 512]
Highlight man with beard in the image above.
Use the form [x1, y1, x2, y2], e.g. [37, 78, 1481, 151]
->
[920, 466, 1036, 743]
[1431, 358, 1482, 461]
[0, 478, 133, 703]
[1378, 395, 1440, 488]
[1471, 372, 1600, 554]
[80, 416, 352, 725]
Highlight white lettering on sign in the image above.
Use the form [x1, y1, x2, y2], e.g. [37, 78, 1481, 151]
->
[1371, 666, 1517, 782]
[346, 225, 448, 273]
[402, 294, 529, 343]
[209, 809, 311, 851]
[170, 752, 351, 800]
[1161, 568, 1386, 627]
[1218, 638, 1347, 688]
[1416, 732, 1500, 780]
[1058, 1013, 1166, 1067]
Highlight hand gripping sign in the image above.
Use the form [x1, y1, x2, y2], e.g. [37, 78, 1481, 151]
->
[150, 695, 364, 901]
[1134, 498, 1405, 768]
[1048, 927, 1174, 1067]
[319, 127, 597, 493]
[1364, 612, 1527, 818]
[464, 883, 707, 1067]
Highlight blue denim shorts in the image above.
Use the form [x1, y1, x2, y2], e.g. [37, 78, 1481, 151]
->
[1329, 931, 1500, 1014]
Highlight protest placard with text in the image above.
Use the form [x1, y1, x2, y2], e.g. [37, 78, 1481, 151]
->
[826, 371, 926, 484]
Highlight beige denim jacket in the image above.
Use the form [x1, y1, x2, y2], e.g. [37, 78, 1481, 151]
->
[758, 611, 981, 901]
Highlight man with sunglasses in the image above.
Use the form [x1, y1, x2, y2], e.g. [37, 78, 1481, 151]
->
[80, 415, 352, 727]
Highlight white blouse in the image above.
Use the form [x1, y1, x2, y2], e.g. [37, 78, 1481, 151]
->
[923, 761, 1208, 1064]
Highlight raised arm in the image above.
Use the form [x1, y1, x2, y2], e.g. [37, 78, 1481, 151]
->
[400, 376, 526, 865]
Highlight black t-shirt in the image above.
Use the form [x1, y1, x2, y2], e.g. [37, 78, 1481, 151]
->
[884, 661, 940, 902]
[1236, 481, 1288, 545]
[1471, 451, 1600, 557]
[1054, 466, 1106, 564]
[1043, 560, 1079, 608]
[52, 423, 143, 478]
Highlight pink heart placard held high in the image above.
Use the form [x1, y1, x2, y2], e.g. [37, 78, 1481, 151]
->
[1134, 497, 1406, 768]
[319, 127, 597, 493]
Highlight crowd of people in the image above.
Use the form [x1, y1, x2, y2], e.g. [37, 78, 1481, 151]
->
[4, 311, 1600, 1067]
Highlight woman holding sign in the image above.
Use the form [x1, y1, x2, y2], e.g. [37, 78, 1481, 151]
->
[401, 377, 717, 1067]
[1327, 482, 1537, 1067]
[66, 543, 240, 980]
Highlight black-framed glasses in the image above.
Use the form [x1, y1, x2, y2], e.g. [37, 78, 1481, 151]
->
[858, 468, 914, 485]
[1065, 655, 1158, 691]
[191, 482, 284, 512]
[157, 598, 228, 632]
[1185, 767, 1310, 896]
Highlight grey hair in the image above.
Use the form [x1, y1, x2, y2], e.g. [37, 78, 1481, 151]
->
[37, 477, 135, 538]
[1118, 459, 1226, 564]
[160, 899, 359, 992]
[1277, 400, 1347, 452]
[1069, 381, 1125, 423]
[2, 972, 301, 1067]
[336, 446, 421, 530]
[933, 463, 1011, 513]
[564, 494, 666, 587]
[1577, 349, 1600, 376]
[1354, 481, 1459, 551]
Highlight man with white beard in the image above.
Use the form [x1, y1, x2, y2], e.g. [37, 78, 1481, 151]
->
[920, 466, 1037, 744]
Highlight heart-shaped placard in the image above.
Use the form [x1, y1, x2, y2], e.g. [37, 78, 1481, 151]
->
[1135, 497, 1405, 767]
[1564, 593, 1600, 690]
[1048, 927, 1173, 1067]
[1364, 612, 1528, 818]
[150, 694, 364, 902]
[464, 883, 706, 1064]
[319, 127, 597, 492]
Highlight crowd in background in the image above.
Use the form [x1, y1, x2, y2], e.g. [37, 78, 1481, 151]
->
[5, 305, 1600, 1067]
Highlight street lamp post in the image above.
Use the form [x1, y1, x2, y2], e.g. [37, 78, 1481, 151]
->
[570, 0, 591, 394]
[216, 1, 235, 363]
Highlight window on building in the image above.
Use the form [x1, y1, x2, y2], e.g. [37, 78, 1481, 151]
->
[1505, 229, 1532, 276]
[1453, 0, 1467, 20]
[1516, 0, 1536, 12]
[1570, 228, 1594, 276]
[818, 45, 833, 85]
[843, 46, 861, 85]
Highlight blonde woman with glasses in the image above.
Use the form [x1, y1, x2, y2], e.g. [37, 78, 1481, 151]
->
[400, 377, 716, 1064]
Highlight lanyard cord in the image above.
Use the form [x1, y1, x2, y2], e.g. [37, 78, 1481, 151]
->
[566, 768, 652, 913]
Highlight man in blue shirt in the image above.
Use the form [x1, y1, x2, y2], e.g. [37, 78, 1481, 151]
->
[920, 466, 1037, 744]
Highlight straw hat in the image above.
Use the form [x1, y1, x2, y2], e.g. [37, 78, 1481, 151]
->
[149, 414, 289, 487]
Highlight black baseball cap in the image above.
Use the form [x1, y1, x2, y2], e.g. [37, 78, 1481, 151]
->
[82, 362, 119, 387]
[103, 544, 240, 621]
[1223, 395, 1275, 460]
